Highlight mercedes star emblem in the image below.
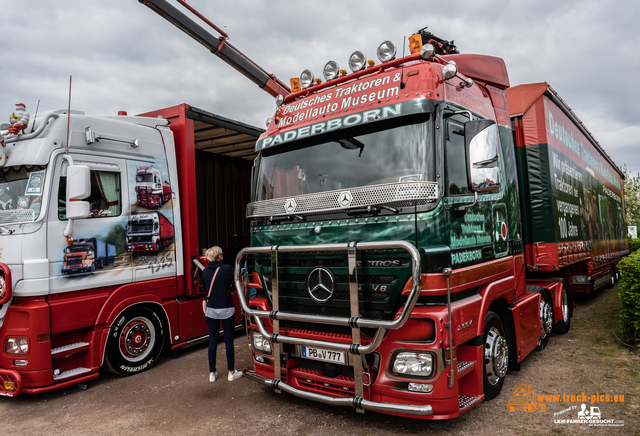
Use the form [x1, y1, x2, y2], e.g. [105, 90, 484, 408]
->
[307, 267, 335, 303]
[338, 191, 353, 208]
[284, 198, 297, 213]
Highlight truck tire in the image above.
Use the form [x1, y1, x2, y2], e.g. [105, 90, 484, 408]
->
[552, 281, 572, 334]
[91, 263, 96, 274]
[483, 311, 508, 400]
[103, 306, 165, 376]
[527, 286, 553, 351]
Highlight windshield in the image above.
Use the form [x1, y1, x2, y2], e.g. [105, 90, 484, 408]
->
[65, 245, 90, 253]
[0, 165, 47, 222]
[136, 174, 153, 183]
[255, 119, 434, 201]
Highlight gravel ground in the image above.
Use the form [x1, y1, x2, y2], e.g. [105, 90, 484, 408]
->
[2, 285, 638, 435]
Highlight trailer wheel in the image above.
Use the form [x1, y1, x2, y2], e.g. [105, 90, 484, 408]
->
[552, 282, 572, 334]
[483, 311, 508, 400]
[103, 306, 165, 376]
[528, 286, 553, 350]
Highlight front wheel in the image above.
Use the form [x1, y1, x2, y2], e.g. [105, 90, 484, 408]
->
[103, 307, 165, 375]
[483, 311, 509, 400]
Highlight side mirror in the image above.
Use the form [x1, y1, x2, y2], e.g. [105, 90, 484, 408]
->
[464, 120, 501, 192]
[66, 165, 91, 219]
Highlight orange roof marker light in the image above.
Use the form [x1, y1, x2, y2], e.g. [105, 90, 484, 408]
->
[367, 60, 375, 67]
[409, 34, 423, 54]
[290, 77, 301, 93]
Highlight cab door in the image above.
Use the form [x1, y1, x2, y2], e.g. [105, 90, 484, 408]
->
[47, 152, 132, 294]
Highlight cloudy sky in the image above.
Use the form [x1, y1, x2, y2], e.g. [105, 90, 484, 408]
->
[2, 0, 639, 176]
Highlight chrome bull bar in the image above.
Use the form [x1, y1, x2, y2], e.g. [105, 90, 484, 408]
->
[234, 240, 422, 412]
[243, 369, 433, 416]
[233, 241, 422, 346]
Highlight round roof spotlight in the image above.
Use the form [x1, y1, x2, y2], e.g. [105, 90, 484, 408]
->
[300, 69, 315, 89]
[420, 43, 435, 60]
[275, 94, 285, 108]
[323, 61, 340, 80]
[377, 40, 397, 62]
[266, 117, 272, 128]
[348, 51, 367, 72]
[442, 61, 458, 80]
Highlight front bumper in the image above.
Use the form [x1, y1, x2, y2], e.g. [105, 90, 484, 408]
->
[244, 368, 432, 416]
[127, 243, 158, 252]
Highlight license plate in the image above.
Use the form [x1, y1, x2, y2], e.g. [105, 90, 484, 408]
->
[302, 346, 346, 364]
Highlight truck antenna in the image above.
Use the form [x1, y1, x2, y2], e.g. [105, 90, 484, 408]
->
[66, 76, 72, 150]
[400, 37, 406, 90]
[30, 99, 40, 133]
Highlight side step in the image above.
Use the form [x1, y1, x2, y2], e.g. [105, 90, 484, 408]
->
[53, 367, 91, 381]
[459, 394, 482, 411]
[51, 342, 90, 357]
[456, 360, 475, 378]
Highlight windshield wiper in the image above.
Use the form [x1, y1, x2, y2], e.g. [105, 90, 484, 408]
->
[346, 204, 401, 217]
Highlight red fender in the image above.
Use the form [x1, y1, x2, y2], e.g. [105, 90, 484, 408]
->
[0, 263, 12, 305]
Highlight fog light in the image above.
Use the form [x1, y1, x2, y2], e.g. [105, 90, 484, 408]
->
[348, 50, 367, 72]
[13, 360, 28, 367]
[254, 354, 265, 363]
[377, 40, 397, 62]
[3, 381, 16, 392]
[408, 383, 433, 393]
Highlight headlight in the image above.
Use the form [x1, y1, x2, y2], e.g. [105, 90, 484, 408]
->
[6, 337, 29, 355]
[442, 61, 458, 79]
[251, 331, 272, 353]
[348, 50, 367, 72]
[300, 69, 315, 89]
[323, 61, 340, 80]
[391, 351, 433, 377]
[377, 40, 396, 62]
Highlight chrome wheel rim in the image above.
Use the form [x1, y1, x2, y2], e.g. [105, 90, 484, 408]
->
[562, 289, 569, 324]
[485, 327, 508, 385]
[540, 299, 554, 337]
[119, 316, 155, 362]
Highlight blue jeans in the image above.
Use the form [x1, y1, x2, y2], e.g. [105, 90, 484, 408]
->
[205, 315, 236, 372]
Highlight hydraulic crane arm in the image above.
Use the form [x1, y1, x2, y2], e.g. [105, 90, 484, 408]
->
[139, 0, 290, 98]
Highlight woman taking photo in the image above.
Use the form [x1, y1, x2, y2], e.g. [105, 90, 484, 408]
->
[203, 246, 242, 382]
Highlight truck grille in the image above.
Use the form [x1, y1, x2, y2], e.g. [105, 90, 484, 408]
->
[255, 251, 409, 322]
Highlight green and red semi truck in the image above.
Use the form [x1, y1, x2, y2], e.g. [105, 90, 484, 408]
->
[230, 32, 628, 419]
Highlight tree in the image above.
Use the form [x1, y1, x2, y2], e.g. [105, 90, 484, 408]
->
[624, 169, 640, 228]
